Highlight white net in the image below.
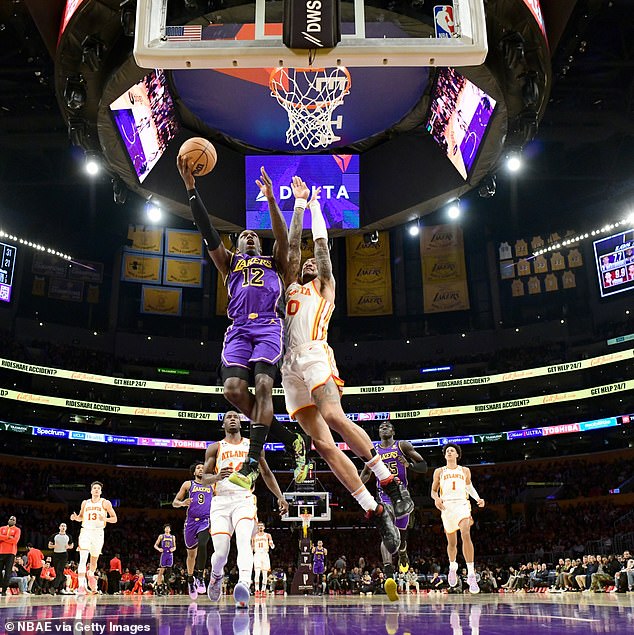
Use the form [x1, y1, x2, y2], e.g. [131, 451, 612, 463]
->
[269, 67, 352, 150]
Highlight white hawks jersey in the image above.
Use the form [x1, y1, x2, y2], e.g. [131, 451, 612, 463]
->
[438, 466, 468, 502]
[214, 438, 251, 496]
[253, 532, 272, 554]
[285, 280, 334, 350]
[82, 498, 107, 529]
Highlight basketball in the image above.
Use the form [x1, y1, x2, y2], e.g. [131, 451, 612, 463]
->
[178, 137, 217, 177]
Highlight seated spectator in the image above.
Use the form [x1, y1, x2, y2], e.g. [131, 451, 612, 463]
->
[429, 571, 447, 592]
[588, 556, 613, 592]
[405, 569, 420, 594]
[612, 558, 634, 593]
[574, 556, 589, 590]
[10, 556, 30, 594]
[118, 568, 133, 593]
[359, 572, 373, 596]
[347, 567, 360, 594]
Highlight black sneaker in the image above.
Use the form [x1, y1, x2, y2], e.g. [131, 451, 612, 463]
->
[381, 477, 414, 518]
[367, 504, 401, 555]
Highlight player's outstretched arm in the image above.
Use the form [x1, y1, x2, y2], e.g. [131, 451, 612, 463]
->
[285, 176, 311, 286]
[257, 167, 289, 271]
[177, 155, 231, 277]
[310, 198, 334, 293]
[259, 453, 289, 516]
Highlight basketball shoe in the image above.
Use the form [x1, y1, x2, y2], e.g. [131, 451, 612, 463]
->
[233, 581, 250, 609]
[196, 575, 206, 594]
[384, 577, 399, 602]
[292, 434, 309, 483]
[380, 477, 414, 518]
[448, 565, 458, 588]
[228, 459, 260, 489]
[366, 504, 400, 554]
[187, 577, 198, 600]
[207, 573, 223, 602]
[467, 574, 480, 594]
[86, 573, 98, 593]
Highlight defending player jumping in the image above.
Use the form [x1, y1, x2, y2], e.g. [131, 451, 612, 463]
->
[431, 443, 485, 594]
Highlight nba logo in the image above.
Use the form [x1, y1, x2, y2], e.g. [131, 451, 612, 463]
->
[434, 5, 456, 38]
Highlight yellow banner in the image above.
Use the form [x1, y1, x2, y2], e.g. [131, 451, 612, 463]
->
[423, 281, 470, 313]
[141, 286, 182, 316]
[422, 252, 467, 282]
[164, 258, 203, 287]
[86, 284, 100, 304]
[127, 225, 163, 254]
[216, 235, 233, 315]
[166, 229, 203, 258]
[420, 225, 464, 253]
[121, 253, 162, 283]
[346, 232, 392, 316]
[421, 225, 469, 313]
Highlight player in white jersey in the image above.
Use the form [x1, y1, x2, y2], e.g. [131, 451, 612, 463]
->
[278, 176, 410, 560]
[252, 522, 274, 597]
[70, 481, 117, 594]
[204, 411, 288, 608]
[431, 444, 485, 594]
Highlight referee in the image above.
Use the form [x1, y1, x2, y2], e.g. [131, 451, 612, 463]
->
[48, 523, 74, 594]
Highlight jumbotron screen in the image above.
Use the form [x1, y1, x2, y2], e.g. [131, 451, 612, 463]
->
[593, 227, 634, 298]
[245, 154, 360, 230]
[425, 68, 496, 180]
[109, 69, 180, 184]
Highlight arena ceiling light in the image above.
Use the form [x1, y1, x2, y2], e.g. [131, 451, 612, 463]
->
[447, 200, 461, 220]
[506, 150, 522, 173]
[85, 151, 101, 176]
[0, 230, 72, 261]
[145, 200, 162, 223]
[408, 220, 420, 237]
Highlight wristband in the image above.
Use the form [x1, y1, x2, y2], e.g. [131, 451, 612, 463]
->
[294, 198, 308, 210]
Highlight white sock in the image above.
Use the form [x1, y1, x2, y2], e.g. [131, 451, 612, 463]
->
[365, 454, 392, 483]
[449, 561, 458, 571]
[352, 486, 378, 512]
[467, 562, 475, 576]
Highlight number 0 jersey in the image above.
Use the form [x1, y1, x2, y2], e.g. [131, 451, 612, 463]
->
[285, 280, 335, 350]
[438, 466, 468, 502]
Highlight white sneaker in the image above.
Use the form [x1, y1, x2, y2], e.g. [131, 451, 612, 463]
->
[233, 582, 250, 609]
[207, 574, 223, 602]
[467, 575, 480, 594]
[448, 567, 458, 587]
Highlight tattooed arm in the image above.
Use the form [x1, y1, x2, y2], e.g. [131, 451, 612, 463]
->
[285, 177, 310, 287]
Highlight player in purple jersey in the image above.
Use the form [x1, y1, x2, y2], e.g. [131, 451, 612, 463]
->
[312, 541, 327, 595]
[172, 461, 231, 600]
[178, 157, 308, 489]
[360, 422, 427, 601]
[153, 524, 176, 595]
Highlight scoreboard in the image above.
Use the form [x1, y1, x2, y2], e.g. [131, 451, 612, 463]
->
[0, 242, 17, 303]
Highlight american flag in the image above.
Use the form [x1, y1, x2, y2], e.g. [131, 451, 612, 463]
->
[165, 25, 202, 41]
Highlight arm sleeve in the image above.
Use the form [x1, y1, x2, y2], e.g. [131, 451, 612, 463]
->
[187, 188, 222, 250]
[466, 483, 480, 501]
[309, 199, 328, 242]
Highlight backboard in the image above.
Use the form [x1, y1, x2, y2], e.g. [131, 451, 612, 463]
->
[134, 0, 487, 69]
[282, 491, 331, 522]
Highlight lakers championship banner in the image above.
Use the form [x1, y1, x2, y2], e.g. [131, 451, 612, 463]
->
[166, 229, 203, 258]
[121, 253, 162, 284]
[216, 234, 233, 315]
[0, 379, 631, 422]
[141, 285, 182, 316]
[163, 258, 203, 288]
[346, 232, 393, 316]
[1, 348, 631, 396]
[127, 225, 164, 254]
[421, 225, 469, 313]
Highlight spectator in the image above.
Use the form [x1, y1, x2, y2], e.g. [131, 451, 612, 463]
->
[10, 555, 30, 594]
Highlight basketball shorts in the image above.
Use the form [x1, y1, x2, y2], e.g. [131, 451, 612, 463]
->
[160, 552, 173, 568]
[184, 516, 210, 550]
[253, 553, 271, 571]
[221, 316, 284, 368]
[313, 561, 325, 575]
[282, 341, 344, 417]
[210, 492, 257, 537]
[441, 499, 473, 534]
[78, 528, 104, 557]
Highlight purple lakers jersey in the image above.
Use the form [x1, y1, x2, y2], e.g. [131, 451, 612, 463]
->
[313, 546, 326, 563]
[187, 481, 212, 520]
[226, 253, 285, 320]
[160, 534, 175, 553]
[375, 441, 409, 502]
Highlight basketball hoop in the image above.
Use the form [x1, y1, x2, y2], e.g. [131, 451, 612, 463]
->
[269, 66, 351, 150]
[300, 510, 313, 538]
